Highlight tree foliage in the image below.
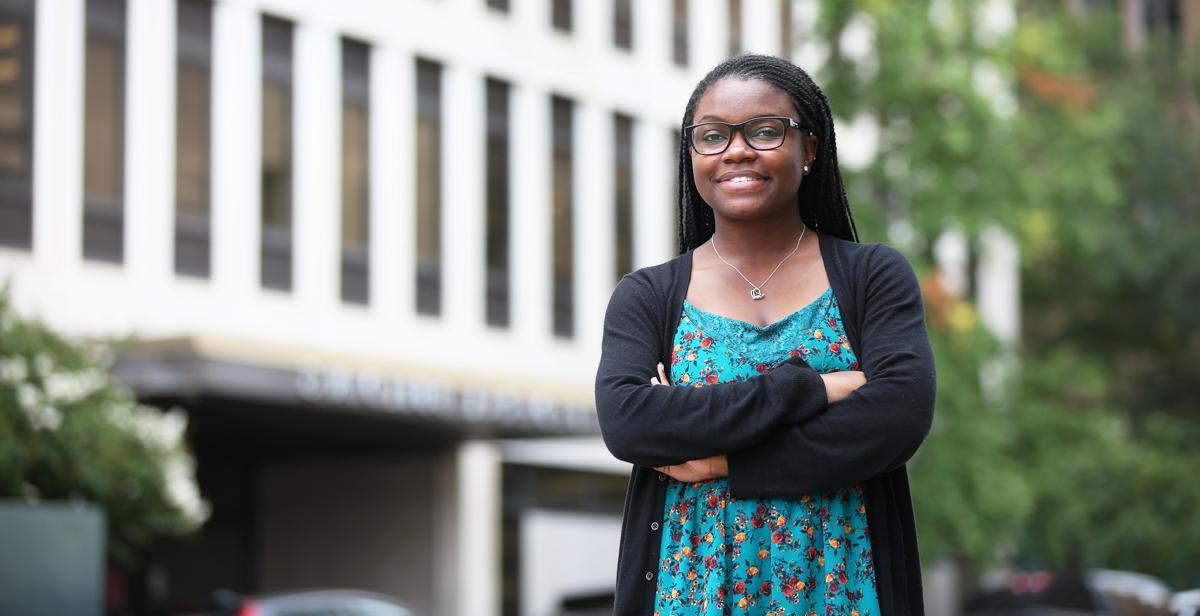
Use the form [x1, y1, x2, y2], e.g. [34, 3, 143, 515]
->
[0, 288, 206, 564]
[812, 0, 1200, 585]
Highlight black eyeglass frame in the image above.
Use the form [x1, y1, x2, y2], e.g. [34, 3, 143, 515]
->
[684, 116, 807, 155]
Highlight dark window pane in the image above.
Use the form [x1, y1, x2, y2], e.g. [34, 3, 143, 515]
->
[727, 0, 742, 57]
[613, 0, 633, 50]
[485, 77, 510, 328]
[175, 0, 212, 278]
[261, 15, 293, 291]
[83, 0, 126, 264]
[614, 113, 634, 280]
[416, 58, 442, 316]
[487, 0, 509, 11]
[551, 95, 573, 338]
[552, 0, 572, 32]
[0, 0, 34, 250]
[780, 0, 793, 57]
[341, 38, 370, 305]
[672, 0, 688, 67]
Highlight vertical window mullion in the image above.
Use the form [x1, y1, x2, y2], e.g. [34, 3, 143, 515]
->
[672, 0, 688, 67]
[552, 0, 572, 32]
[613, 0, 633, 50]
[551, 95, 574, 338]
[485, 77, 510, 328]
[727, 0, 742, 57]
[83, 0, 127, 264]
[261, 15, 293, 291]
[174, 0, 212, 278]
[340, 38, 370, 305]
[415, 58, 442, 316]
[613, 113, 634, 280]
[0, 0, 35, 249]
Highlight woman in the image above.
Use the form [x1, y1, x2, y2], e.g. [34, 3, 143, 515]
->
[595, 55, 936, 616]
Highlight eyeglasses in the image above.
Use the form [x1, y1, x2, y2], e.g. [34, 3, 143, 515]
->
[685, 116, 805, 155]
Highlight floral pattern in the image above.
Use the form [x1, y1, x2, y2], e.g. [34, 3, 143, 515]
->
[655, 288, 880, 616]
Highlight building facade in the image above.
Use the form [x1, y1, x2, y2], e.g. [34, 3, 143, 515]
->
[0, 0, 802, 613]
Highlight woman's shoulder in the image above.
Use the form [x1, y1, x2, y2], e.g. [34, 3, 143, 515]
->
[609, 250, 696, 314]
[613, 251, 691, 297]
[821, 233, 914, 273]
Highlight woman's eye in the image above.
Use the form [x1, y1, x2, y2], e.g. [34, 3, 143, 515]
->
[750, 127, 782, 139]
[700, 131, 729, 143]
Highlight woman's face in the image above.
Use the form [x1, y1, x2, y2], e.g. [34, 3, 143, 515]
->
[689, 77, 815, 224]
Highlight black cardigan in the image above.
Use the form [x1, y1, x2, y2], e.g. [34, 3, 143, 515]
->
[594, 232, 936, 615]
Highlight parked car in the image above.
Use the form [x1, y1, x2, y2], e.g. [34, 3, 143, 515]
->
[965, 570, 1174, 616]
[205, 589, 415, 616]
[1172, 589, 1200, 616]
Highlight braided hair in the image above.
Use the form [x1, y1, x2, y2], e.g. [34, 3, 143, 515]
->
[677, 54, 858, 254]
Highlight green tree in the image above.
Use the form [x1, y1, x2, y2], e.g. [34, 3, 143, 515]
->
[0, 287, 206, 564]
[812, 0, 1200, 585]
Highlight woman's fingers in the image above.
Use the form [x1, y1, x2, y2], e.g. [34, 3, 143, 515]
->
[650, 376, 660, 385]
[657, 362, 669, 384]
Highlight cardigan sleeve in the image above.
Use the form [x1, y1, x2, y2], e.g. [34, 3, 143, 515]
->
[595, 271, 829, 468]
[726, 244, 936, 498]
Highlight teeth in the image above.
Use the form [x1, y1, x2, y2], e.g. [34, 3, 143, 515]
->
[728, 176, 757, 183]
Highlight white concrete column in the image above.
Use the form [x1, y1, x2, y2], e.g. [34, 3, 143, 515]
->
[575, 104, 614, 351]
[635, 122, 677, 268]
[933, 226, 969, 298]
[744, 0, 783, 56]
[692, 0, 728, 71]
[976, 224, 1019, 345]
[368, 45, 406, 321]
[292, 23, 341, 313]
[211, 1, 261, 297]
[33, 0, 86, 271]
[511, 85, 552, 343]
[455, 441, 501, 616]
[635, 0, 672, 70]
[579, 0, 609, 52]
[124, 0, 174, 288]
[441, 64, 486, 332]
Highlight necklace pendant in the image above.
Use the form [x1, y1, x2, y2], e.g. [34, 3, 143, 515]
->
[750, 288, 765, 300]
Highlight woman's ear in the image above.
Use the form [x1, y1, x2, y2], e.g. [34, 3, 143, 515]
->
[804, 133, 819, 167]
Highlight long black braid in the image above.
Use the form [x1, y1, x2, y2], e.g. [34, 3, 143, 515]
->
[676, 54, 859, 254]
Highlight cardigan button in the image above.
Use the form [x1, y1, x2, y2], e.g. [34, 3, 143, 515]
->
[658, 473, 666, 481]
[651, 521, 660, 531]
[645, 571, 654, 581]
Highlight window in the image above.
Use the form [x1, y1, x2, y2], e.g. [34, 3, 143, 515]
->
[672, 0, 688, 67]
[415, 58, 442, 316]
[486, 0, 509, 11]
[727, 0, 742, 57]
[0, 0, 34, 250]
[780, 0, 793, 57]
[485, 77, 510, 328]
[341, 38, 370, 305]
[552, 0, 572, 32]
[613, 113, 634, 280]
[551, 95, 574, 338]
[83, 0, 126, 263]
[175, 0, 212, 278]
[613, 0, 633, 50]
[261, 15, 293, 291]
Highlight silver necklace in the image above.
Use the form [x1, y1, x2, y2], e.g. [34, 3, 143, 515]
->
[711, 227, 806, 301]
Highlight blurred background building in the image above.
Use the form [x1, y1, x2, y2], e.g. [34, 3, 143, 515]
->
[0, 0, 819, 614]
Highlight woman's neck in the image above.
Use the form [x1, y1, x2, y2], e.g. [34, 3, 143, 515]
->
[709, 217, 810, 267]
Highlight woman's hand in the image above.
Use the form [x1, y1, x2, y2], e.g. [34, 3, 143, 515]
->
[649, 362, 669, 386]
[656, 455, 729, 483]
[821, 370, 867, 404]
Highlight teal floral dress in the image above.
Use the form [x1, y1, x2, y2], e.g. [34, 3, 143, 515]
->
[655, 288, 880, 616]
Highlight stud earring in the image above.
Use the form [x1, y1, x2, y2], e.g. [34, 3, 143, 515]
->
[803, 165, 810, 173]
